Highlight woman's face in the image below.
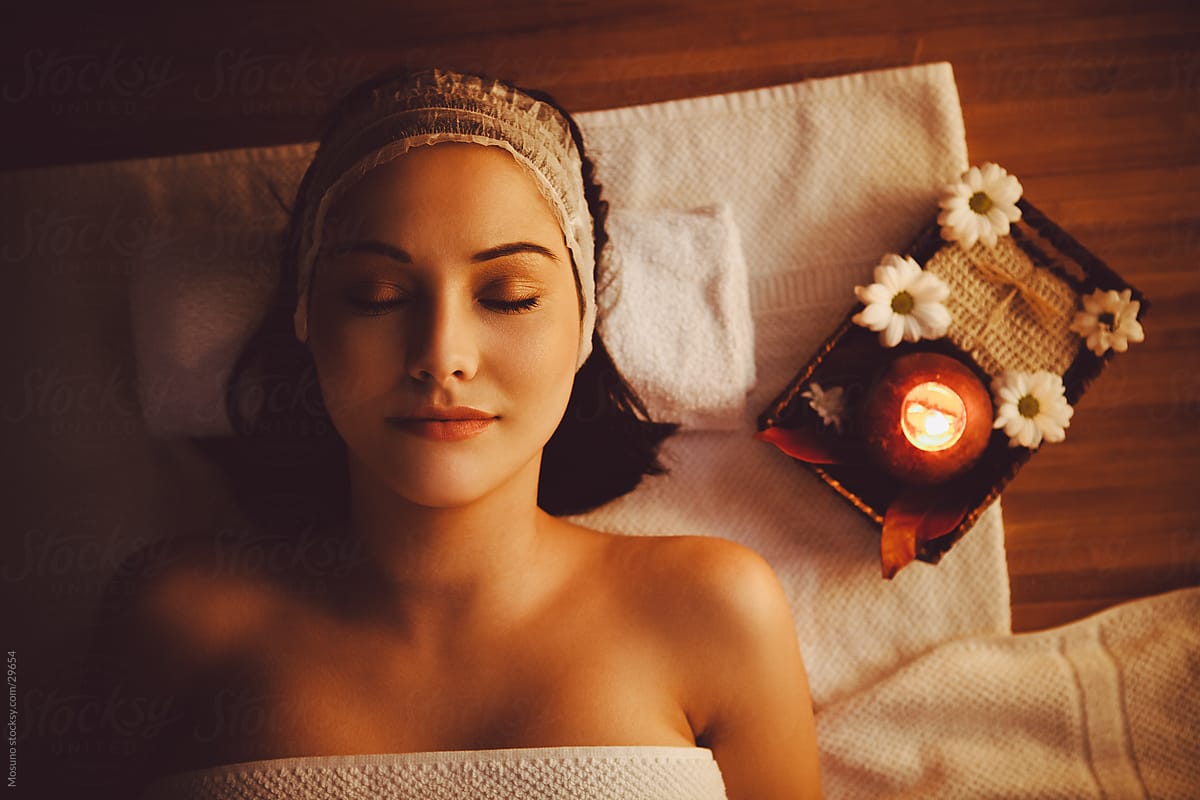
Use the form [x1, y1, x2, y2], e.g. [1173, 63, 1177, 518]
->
[306, 142, 582, 508]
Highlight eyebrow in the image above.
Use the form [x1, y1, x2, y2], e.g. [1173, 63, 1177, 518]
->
[327, 239, 560, 264]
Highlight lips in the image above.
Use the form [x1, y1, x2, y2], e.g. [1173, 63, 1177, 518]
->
[385, 406, 498, 441]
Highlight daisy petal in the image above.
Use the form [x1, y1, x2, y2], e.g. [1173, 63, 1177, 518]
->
[912, 302, 951, 334]
[980, 162, 1002, 185]
[987, 207, 1011, 236]
[859, 283, 892, 306]
[901, 314, 924, 342]
[1019, 420, 1041, 448]
[858, 302, 892, 329]
[883, 315, 905, 348]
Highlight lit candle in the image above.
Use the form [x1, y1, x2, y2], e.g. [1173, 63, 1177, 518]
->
[901, 382, 967, 452]
[861, 352, 993, 485]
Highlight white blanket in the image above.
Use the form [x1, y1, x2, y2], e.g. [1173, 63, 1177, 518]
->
[815, 586, 1200, 799]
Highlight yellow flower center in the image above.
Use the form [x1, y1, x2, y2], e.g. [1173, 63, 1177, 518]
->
[1017, 395, 1040, 418]
[1098, 311, 1116, 331]
[969, 191, 993, 214]
[891, 291, 915, 315]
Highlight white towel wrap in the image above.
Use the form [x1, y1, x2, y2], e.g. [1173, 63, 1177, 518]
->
[142, 745, 729, 800]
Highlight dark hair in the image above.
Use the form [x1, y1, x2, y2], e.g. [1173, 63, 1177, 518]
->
[194, 66, 679, 536]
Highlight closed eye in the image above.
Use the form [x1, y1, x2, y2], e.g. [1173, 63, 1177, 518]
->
[347, 295, 541, 316]
[484, 296, 541, 314]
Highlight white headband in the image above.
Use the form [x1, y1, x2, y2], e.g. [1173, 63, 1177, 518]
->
[292, 68, 596, 371]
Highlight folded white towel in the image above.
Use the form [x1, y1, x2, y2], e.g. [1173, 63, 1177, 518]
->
[815, 586, 1200, 799]
[598, 204, 755, 430]
[142, 745, 728, 800]
[126, 150, 303, 437]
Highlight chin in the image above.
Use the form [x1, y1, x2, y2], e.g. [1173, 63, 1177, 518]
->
[398, 475, 495, 509]
[367, 447, 536, 510]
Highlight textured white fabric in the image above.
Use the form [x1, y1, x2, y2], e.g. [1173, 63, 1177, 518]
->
[597, 204, 755, 430]
[569, 62, 1010, 708]
[141, 746, 728, 800]
[815, 586, 1200, 799]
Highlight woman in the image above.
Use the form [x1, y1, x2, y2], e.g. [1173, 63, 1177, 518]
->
[93, 67, 821, 799]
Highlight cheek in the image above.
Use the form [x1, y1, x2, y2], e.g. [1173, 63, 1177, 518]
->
[491, 307, 580, 428]
[517, 303, 578, 373]
[503, 318, 571, 372]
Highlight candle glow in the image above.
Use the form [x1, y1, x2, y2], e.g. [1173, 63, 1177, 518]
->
[862, 351, 993, 485]
[901, 381, 967, 452]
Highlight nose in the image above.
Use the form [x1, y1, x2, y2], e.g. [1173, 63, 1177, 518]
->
[405, 294, 479, 386]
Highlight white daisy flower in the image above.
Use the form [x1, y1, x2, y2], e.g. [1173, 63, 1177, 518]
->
[991, 370, 1074, 449]
[852, 254, 952, 348]
[800, 382, 847, 433]
[937, 162, 1024, 249]
[1069, 288, 1145, 356]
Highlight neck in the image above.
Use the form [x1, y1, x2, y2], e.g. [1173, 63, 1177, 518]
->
[334, 450, 554, 648]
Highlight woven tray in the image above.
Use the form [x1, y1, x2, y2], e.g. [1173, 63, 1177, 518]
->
[757, 199, 1149, 564]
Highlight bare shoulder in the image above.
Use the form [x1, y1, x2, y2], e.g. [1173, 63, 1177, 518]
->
[598, 533, 795, 700]
[660, 534, 788, 615]
[601, 532, 822, 799]
[603, 532, 791, 637]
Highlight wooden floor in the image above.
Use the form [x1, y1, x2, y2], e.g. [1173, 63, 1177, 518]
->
[5, 0, 1198, 632]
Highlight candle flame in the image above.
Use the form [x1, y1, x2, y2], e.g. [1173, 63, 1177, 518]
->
[901, 382, 966, 452]
[925, 410, 949, 436]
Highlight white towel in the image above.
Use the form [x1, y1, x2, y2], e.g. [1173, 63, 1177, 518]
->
[598, 204, 755, 430]
[814, 586, 1200, 799]
[127, 149, 302, 437]
[142, 746, 728, 800]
